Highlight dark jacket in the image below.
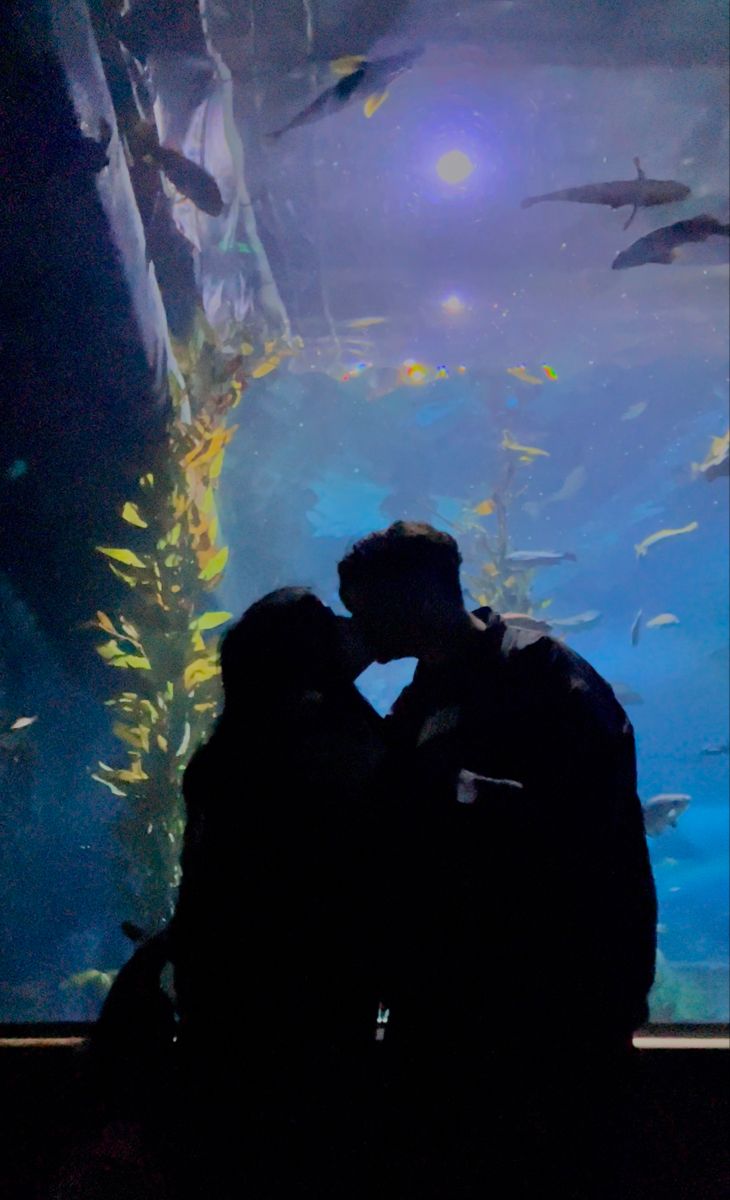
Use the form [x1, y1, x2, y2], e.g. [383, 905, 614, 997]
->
[383, 607, 657, 1050]
[170, 681, 389, 1086]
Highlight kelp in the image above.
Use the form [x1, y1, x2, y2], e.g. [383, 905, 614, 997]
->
[457, 455, 540, 616]
[89, 310, 247, 931]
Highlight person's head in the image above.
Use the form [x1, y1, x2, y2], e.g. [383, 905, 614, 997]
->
[220, 587, 356, 711]
[337, 521, 466, 662]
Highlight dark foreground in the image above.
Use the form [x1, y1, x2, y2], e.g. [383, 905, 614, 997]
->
[0, 1030, 727, 1199]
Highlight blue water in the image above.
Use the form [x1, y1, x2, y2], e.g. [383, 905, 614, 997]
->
[1, 7, 727, 1025]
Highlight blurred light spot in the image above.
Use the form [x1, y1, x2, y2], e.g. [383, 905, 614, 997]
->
[441, 294, 465, 315]
[399, 360, 431, 386]
[506, 395, 518, 409]
[436, 150, 474, 183]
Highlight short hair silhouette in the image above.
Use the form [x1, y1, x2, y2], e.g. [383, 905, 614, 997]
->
[338, 521, 463, 606]
[219, 587, 339, 705]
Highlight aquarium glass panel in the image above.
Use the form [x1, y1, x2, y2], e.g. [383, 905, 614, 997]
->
[1, 1, 727, 1024]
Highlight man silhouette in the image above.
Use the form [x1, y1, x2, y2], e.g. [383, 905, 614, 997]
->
[338, 521, 657, 1197]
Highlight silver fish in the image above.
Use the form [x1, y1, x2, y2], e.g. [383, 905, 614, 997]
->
[701, 740, 729, 756]
[550, 610, 602, 631]
[504, 550, 576, 570]
[522, 465, 587, 518]
[642, 794, 691, 837]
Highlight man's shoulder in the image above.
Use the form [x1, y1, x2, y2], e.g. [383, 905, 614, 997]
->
[498, 623, 628, 722]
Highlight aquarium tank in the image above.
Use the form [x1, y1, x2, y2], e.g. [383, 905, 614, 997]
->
[1, 0, 727, 1026]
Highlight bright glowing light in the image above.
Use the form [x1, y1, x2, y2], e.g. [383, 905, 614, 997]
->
[436, 150, 474, 184]
[441, 294, 465, 316]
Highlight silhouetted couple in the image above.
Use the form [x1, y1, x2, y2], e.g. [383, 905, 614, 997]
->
[170, 521, 657, 1199]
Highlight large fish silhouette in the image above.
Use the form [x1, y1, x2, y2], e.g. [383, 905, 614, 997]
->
[522, 158, 690, 230]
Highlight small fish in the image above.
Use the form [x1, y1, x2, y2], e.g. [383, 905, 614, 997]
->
[134, 123, 223, 216]
[620, 401, 648, 422]
[346, 316, 386, 329]
[523, 465, 587, 518]
[646, 613, 680, 628]
[266, 48, 421, 140]
[474, 498, 496, 516]
[692, 431, 729, 483]
[363, 92, 390, 118]
[635, 521, 698, 559]
[613, 215, 729, 270]
[61, 969, 117, 996]
[504, 550, 576, 570]
[701, 740, 729, 756]
[501, 430, 550, 459]
[611, 682, 644, 706]
[630, 609, 643, 646]
[550, 610, 602, 631]
[507, 366, 543, 386]
[642, 794, 691, 837]
[501, 612, 553, 633]
[330, 55, 367, 77]
[522, 158, 691, 230]
[10, 716, 38, 730]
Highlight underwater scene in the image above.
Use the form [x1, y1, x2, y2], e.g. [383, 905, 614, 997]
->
[1, 0, 728, 1025]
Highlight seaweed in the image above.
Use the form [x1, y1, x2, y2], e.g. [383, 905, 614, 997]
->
[456, 453, 542, 616]
[87, 311, 247, 931]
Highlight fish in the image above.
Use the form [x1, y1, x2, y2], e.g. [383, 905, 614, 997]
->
[630, 609, 643, 646]
[522, 465, 587, 518]
[611, 682, 644, 706]
[646, 613, 680, 628]
[692, 431, 729, 482]
[474, 498, 496, 516]
[612, 215, 729, 270]
[133, 123, 223, 216]
[507, 366, 543, 386]
[522, 158, 691, 230]
[266, 48, 421, 140]
[642, 794, 691, 837]
[10, 716, 38, 730]
[550, 610, 602, 631]
[701, 740, 729, 756]
[346, 316, 386, 329]
[6, 459, 28, 480]
[635, 521, 698, 559]
[61, 969, 117, 997]
[503, 550, 576, 570]
[620, 401, 648, 422]
[501, 430, 550, 459]
[501, 613, 552, 634]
